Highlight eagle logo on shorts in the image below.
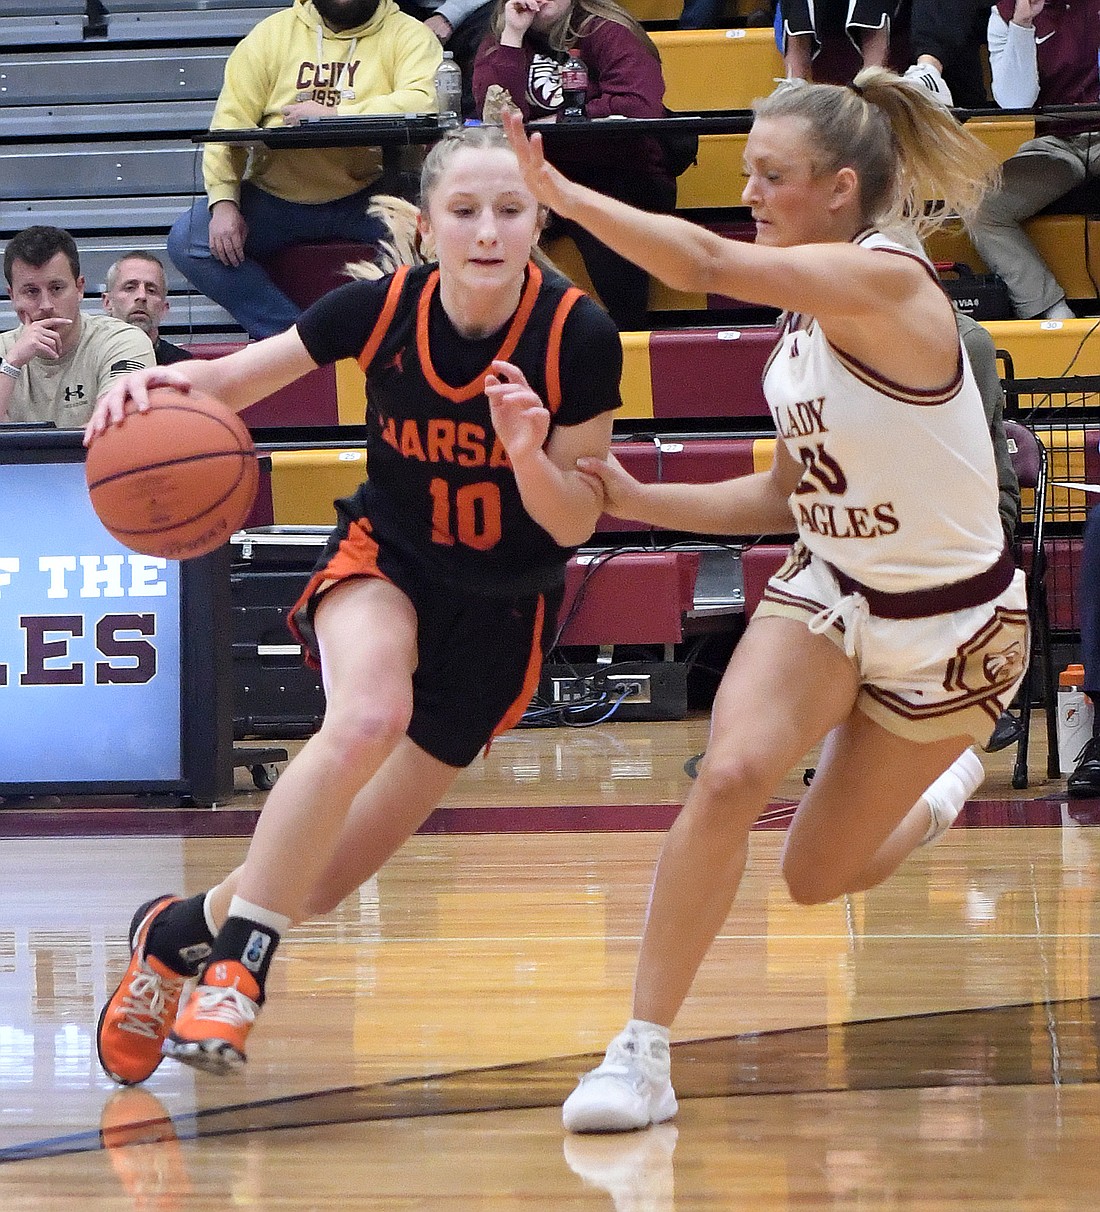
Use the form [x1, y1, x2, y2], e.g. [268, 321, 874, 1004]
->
[528, 54, 563, 112]
[983, 642, 1026, 684]
[943, 606, 1030, 697]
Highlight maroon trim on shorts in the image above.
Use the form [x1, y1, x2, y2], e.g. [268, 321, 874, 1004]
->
[825, 545, 1015, 620]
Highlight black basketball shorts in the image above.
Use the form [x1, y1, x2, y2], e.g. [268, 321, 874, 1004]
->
[290, 520, 563, 768]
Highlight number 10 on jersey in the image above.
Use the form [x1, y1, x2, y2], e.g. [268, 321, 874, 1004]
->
[429, 478, 502, 551]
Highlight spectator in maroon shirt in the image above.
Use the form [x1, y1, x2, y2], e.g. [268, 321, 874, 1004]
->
[473, 0, 676, 329]
[968, 0, 1100, 320]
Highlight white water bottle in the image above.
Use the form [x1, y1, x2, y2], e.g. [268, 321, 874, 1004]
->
[434, 51, 462, 128]
[1057, 664, 1094, 775]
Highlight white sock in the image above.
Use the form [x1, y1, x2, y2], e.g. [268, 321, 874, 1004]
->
[1039, 299, 1075, 321]
[625, 1018, 670, 1044]
[203, 889, 220, 938]
[919, 747, 985, 846]
[226, 895, 292, 936]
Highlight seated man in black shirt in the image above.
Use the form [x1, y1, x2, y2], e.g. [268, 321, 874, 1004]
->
[102, 252, 192, 366]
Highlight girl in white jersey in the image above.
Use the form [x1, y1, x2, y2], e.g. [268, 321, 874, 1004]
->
[504, 71, 1029, 1133]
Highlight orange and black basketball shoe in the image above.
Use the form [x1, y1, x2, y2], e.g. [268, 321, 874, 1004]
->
[97, 895, 187, 1085]
[161, 959, 261, 1076]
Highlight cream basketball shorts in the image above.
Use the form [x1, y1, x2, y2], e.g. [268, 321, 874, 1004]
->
[753, 542, 1030, 744]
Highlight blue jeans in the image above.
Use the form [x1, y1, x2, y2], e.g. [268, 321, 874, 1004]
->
[167, 181, 387, 339]
[678, 0, 723, 29]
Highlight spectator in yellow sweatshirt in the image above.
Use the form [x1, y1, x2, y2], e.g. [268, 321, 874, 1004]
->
[168, 0, 442, 338]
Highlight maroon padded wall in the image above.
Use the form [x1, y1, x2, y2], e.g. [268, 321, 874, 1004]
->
[261, 241, 375, 309]
[185, 343, 340, 427]
[649, 327, 778, 419]
[557, 551, 701, 646]
[596, 439, 761, 532]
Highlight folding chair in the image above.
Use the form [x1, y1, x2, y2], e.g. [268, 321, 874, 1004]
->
[1003, 419, 1061, 788]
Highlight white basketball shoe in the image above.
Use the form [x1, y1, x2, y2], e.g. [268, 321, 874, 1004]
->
[562, 1022, 678, 1134]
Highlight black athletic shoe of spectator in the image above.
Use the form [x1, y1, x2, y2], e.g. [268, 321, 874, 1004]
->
[1068, 737, 1100, 799]
[984, 711, 1024, 754]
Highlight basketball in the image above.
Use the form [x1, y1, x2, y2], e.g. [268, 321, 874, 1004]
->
[85, 386, 259, 560]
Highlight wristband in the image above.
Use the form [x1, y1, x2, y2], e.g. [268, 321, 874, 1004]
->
[0, 360, 20, 380]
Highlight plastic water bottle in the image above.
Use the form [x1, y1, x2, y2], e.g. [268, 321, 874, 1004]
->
[559, 51, 588, 123]
[1057, 663, 1094, 775]
[434, 51, 462, 128]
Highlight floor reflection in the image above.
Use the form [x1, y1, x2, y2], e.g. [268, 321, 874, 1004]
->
[6, 995, 1100, 1165]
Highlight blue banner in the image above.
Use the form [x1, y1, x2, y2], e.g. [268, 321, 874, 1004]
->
[0, 461, 182, 783]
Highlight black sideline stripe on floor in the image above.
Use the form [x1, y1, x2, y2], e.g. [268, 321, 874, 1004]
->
[5, 995, 1100, 1164]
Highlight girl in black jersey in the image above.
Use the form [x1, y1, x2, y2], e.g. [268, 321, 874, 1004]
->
[88, 126, 621, 1084]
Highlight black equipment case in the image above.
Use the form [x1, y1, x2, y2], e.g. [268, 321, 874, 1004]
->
[935, 262, 1014, 321]
[230, 526, 329, 740]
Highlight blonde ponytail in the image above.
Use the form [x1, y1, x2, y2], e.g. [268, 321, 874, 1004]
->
[756, 67, 1001, 238]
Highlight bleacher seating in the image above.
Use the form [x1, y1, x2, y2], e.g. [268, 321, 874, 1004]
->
[559, 551, 702, 647]
[620, 0, 769, 24]
[986, 319, 1100, 379]
[2, 139, 205, 204]
[0, 45, 227, 105]
[261, 240, 376, 310]
[677, 133, 749, 210]
[0, 195, 192, 234]
[547, 232, 718, 317]
[4, 237, 377, 355]
[677, 120, 1036, 211]
[594, 437, 765, 534]
[621, 0, 683, 21]
[0, 1, 84, 10]
[99, 1, 282, 42]
[2, 11, 1091, 345]
[602, 327, 778, 422]
[2, 101, 216, 141]
[740, 542, 789, 616]
[654, 29, 782, 111]
[547, 220, 771, 321]
[0, 2, 84, 45]
[131, 314, 1100, 464]
[0, 184, 236, 335]
[926, 216, 1100, 309]
[0, 33, 232, 337]
[263, 448, 368, 525]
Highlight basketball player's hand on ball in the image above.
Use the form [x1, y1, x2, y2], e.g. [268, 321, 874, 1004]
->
[83, 368, 192, 446]
[575, 453, 647, 521]
[6, 317, 72, 366]
[485, 360, 550, 463]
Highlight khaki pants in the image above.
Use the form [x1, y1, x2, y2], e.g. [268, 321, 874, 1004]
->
[969, 132, 1100, 319]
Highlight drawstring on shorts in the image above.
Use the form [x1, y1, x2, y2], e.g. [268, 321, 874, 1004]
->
[807, 591, 870, 659]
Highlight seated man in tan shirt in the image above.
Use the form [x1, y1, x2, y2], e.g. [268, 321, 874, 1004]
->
[0, 226, 155, 428]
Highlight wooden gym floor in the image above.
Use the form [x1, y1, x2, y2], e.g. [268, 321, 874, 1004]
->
[3, 714, 1100, 1209]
